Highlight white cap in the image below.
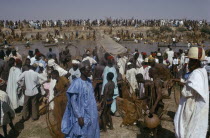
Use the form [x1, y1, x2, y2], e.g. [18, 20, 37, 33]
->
[48, 59, 55, 67]
[188, 47, 205, 61]
[157, 53, 161, 56]
[127, 62, 132, 65]
[144, 58, 149, 63]
[72, 60, 80, 64]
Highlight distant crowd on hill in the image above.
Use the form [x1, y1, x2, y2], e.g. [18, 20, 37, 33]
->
[0, 19, 209, 30]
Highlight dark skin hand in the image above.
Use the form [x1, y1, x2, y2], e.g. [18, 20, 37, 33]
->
[78, 117, 84, 128]
[172, 79, 185, 86]
[65, 73, 71, 79]
[150, 80, 162, 114]
[72, 75, 76, 80]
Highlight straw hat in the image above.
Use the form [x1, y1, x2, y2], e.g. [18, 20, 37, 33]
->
[188, 47, 205, 61]
[148, 55, 154, 60]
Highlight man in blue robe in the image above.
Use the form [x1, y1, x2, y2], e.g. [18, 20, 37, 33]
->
[61, 60, 100, 138]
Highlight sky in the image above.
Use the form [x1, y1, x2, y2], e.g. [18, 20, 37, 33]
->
[0, 0, 209, 21]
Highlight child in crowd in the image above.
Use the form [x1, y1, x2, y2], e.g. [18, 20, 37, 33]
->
[101, 72, 115, 132]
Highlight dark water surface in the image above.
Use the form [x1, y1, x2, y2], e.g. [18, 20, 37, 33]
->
[12, 40, 210, 59]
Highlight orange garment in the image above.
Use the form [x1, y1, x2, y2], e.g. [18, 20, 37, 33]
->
[53, 77, 69, 137]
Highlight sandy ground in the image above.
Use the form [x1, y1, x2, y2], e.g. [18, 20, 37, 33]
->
[0, 113, 139, 138]
[0, 38, 209, 137]
[0, 87, 178, 138]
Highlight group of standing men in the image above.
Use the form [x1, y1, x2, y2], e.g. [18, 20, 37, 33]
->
[0, 43, 209, 138]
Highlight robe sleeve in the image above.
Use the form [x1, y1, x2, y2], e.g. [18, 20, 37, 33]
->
[67, 79, 81, 118]
[38, 73, 47, 82]
[70, 94, 81, 118]
[181, 85, 194, 97]
[113, 68, 118, 86]
[67, 78, 80, 94]
[126, 70, 129, 80]
[91, 58, 97, 64]
[187, 69, 207, 101]
[17, 72, 25, 83]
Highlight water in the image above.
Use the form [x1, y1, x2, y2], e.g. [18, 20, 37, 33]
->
[9, 40, 210, 60]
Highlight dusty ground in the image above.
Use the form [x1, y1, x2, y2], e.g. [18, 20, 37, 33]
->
[0, 36, 209, 137]
[0, 87, 178, 138]
[0, 111, 139, 138]
[0, 40, 194, 138]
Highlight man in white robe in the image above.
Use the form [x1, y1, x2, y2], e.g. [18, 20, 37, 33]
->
[6, 59, 22, 109]
[136, 58, 151, 98]
[166, 48, 174, 65]
[180, 52, 185, 66]
[117, 55, 127, 78]
[17, 65, 47, 120]
[82, 55, 97, 66]
[126, 62, 138, 93]
[48, 59, 68, 76]
[38, 63, 48, 95]
[174, 47, 209, 138]
[164, 45, 170, 53]
[137, 58, 151, 81]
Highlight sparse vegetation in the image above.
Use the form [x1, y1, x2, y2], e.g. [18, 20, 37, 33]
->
[176, 27, 187, 32]
[160, 26, 173, 33]
[200, 26, 210, 35]
[147, 27, 160, 35]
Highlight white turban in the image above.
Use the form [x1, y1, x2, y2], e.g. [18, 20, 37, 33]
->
[157, 53, 161, 56]
[72, 60, 80, 64]
[127, 62, 132, 66]
[48, 59, 55, 67]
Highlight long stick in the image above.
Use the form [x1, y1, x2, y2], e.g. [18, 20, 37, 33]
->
[39, 91, 63, 112]
[124, 77, 135, 94]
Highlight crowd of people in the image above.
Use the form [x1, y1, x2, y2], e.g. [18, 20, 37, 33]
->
[0, 19, 208, 29]
[0, 42, 209, 137]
